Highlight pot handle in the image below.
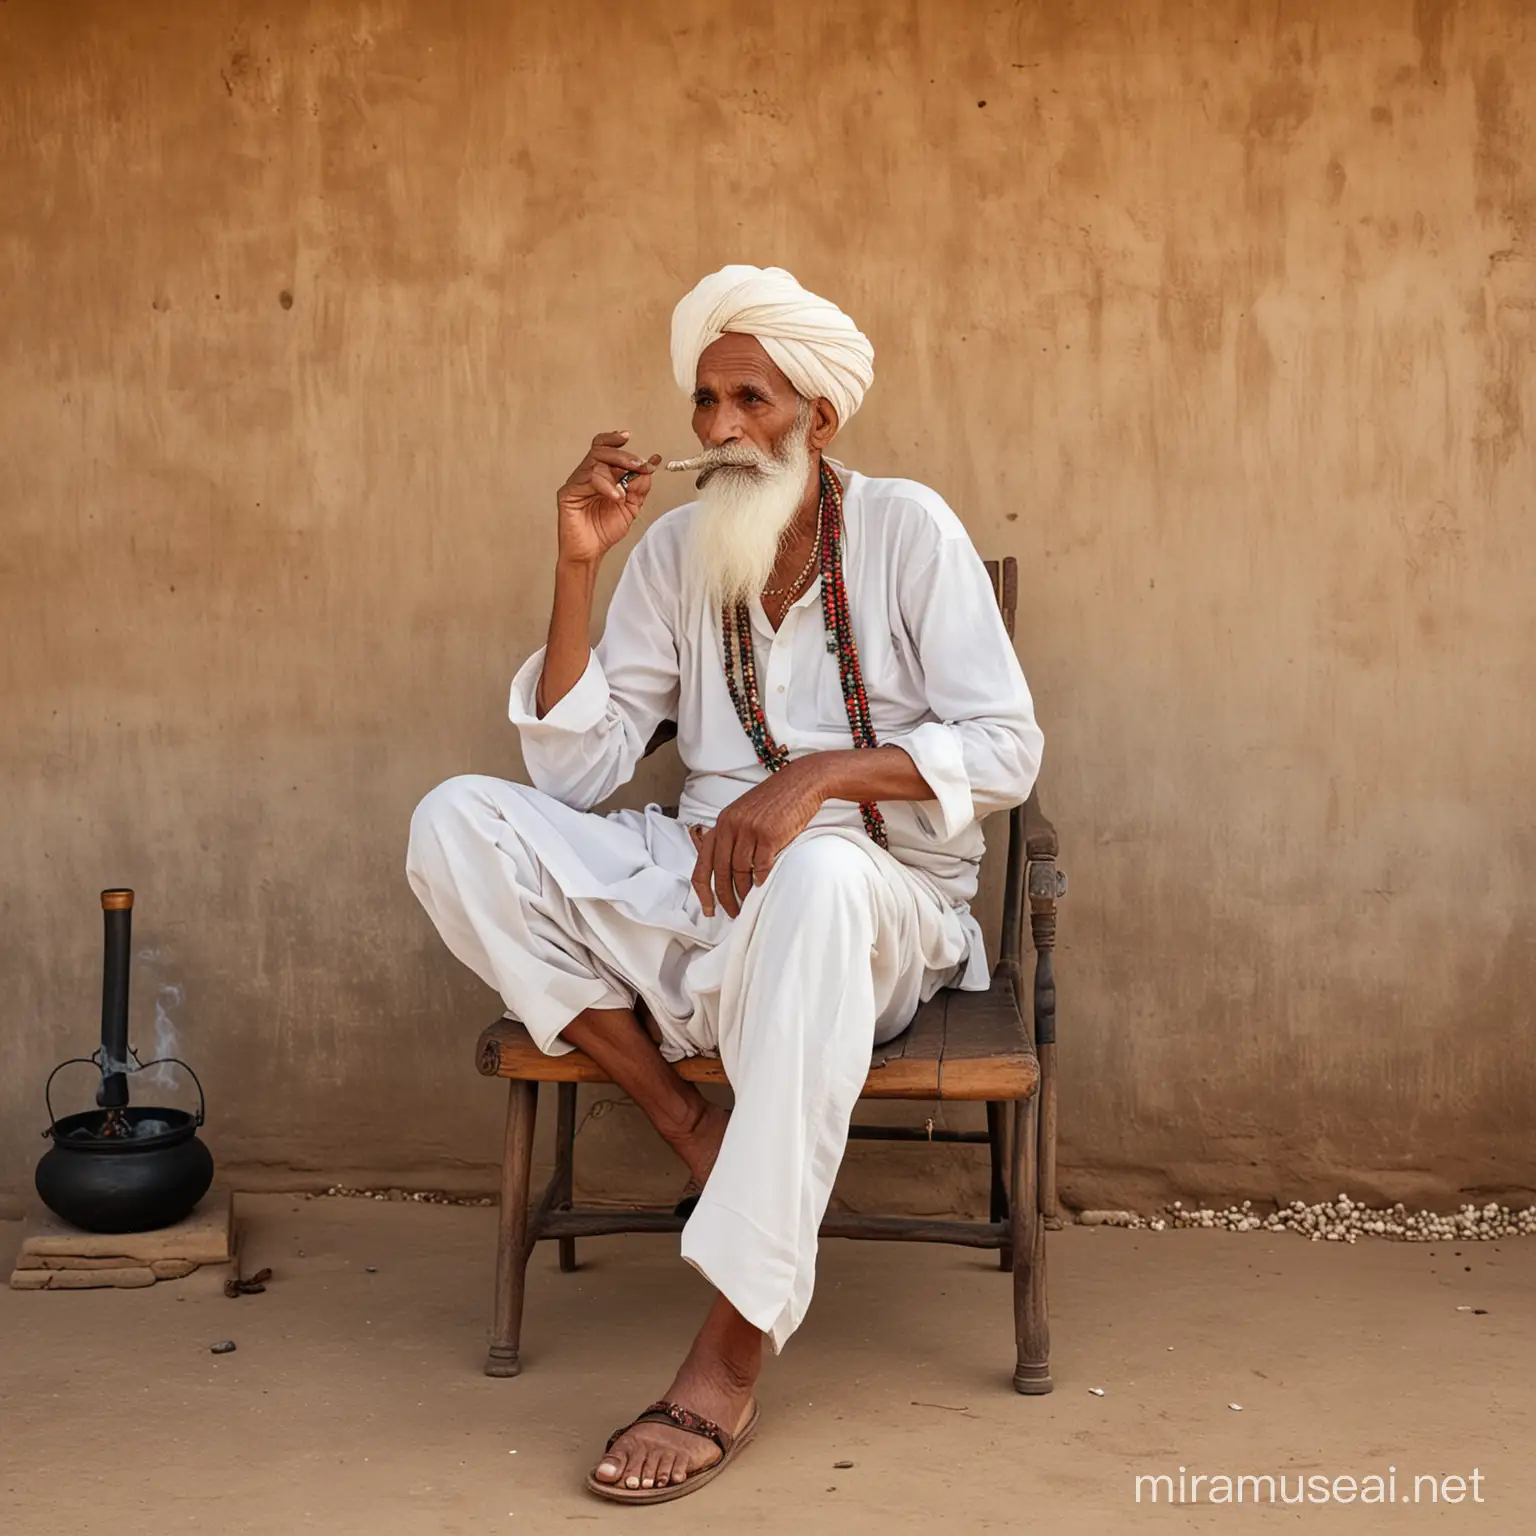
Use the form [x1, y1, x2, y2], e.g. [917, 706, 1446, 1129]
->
[43, 1054, 207, 1134]
[42, 1057, 108, 1137]
[132, 1057, 207, 1127]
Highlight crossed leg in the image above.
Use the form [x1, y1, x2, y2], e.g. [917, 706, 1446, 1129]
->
[407, 780, 951, 1494]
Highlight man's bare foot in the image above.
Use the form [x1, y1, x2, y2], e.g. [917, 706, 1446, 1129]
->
[591, 1297, 762, 1492]
[670, 1099, 729, 1189]
[559, 1005, 727, 1203]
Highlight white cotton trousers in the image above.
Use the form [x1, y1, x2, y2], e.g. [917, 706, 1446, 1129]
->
[405, 775, 971, 1350]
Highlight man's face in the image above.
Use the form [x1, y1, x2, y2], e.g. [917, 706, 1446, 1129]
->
[692, 334, 804, 455]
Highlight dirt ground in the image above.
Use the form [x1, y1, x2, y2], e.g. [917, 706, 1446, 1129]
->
[2, 1195, 1531, 1533]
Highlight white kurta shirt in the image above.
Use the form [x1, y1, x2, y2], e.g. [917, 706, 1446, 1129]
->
[508, 468, 1044, 984]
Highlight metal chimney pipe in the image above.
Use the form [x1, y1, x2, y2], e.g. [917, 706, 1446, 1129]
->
[97, 889, 134, 1109]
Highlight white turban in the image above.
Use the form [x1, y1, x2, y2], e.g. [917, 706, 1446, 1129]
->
[670, 264, 875, 427]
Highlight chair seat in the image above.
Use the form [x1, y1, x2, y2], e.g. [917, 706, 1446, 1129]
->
[475, 976, 1038, 1101]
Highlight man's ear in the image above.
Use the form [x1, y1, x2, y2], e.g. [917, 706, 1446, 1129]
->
[809, 397, 840, 451]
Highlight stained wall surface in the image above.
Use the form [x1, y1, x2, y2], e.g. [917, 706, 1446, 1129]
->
[3, 0, 1532, 1216]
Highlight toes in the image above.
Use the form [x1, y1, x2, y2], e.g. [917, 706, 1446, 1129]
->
[596, 1419, 721, 1494]
[599, 1428, 679, 1489]
[639, 1446, 664, 1488]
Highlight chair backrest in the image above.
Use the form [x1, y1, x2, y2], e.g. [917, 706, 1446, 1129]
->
[982, 557, 1019, 639]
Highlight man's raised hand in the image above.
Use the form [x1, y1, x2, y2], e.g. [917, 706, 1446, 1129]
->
[556, 431, 662, 567]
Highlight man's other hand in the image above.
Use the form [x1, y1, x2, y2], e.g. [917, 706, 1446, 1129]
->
[690, 760, 829, 919]
[556, 430, 661, 566]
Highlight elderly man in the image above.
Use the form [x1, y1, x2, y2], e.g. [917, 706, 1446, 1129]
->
[407, 265, 1042, 1504]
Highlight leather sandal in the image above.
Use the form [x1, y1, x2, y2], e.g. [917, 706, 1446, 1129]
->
[585, 1398, 760, 1504]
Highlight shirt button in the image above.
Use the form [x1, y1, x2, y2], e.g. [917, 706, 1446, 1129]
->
[776, 684, 785, 692]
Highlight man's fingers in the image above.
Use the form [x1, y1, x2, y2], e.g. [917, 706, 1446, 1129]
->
[712, 825, 741, 919]
[620, 456, 663, 494]
[731, 837, 757, 905]
[751, 844, 777, 886]
[691, 828, 717, 916]
[567, 450, 663, 507]
[588, 447, 651, 472]
[585, 463, 626, 501]
[590, 430, 632, 449]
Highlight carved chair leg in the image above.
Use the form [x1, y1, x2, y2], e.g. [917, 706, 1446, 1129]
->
[1030, 897, 1063, 1230]
[1038, 1040, 1061, 1230]
[987, 1100, 1013, 1272]
[486, 1079, 538, 1377]
[555, 1081, 578, 1273]
[1011, 1093, 1052, 1394]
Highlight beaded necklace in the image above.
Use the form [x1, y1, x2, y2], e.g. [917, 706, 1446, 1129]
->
[720, 463, 889, 848]
[762, 522, 821, 599]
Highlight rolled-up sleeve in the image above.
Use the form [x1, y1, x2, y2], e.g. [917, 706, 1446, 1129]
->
[887, 527, 1044, 840]
[507, 540, 679, 810]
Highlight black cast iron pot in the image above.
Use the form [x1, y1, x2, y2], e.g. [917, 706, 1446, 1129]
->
[37, 1095, 214, 1234]
[37, 1064, 214, 1234]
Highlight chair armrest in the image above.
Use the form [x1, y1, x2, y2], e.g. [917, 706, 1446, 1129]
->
[1021, 785, 1058, 861]
[999, 786, 1065, 989]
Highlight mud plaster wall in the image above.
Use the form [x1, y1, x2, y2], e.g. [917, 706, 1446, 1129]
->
[3, 0, 1533, 1219]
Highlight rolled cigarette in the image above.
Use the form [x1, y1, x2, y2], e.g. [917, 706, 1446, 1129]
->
[665, 455, 712, 472]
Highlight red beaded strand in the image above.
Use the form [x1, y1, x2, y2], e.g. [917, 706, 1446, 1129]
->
[720, 464, 888, 849]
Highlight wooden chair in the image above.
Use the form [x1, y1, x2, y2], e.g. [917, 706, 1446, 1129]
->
[473, 556, 1065, 1393]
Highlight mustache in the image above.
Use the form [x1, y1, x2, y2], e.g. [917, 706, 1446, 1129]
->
[666, 443, 775, 488]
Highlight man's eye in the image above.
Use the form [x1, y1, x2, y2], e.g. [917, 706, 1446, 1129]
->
[694, 394, 714, 408]
[743, 391, 761, 404]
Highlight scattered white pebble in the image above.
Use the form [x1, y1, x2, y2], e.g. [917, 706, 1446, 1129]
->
[1069, 1197, 1536, 1244]
[1228, 1403, 1243, 1412]
[317, 1187, 1536, 1243]
[314, 1185, 494, 1207]
[1088, 1387, 1106, 1396]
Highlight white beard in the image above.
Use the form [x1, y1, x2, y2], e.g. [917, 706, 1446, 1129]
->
[687, 413, 814, 608]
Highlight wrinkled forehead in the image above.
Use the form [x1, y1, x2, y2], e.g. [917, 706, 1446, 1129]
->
[694, 333, 798, 397]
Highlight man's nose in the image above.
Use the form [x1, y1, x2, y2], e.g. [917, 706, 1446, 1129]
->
[703, 406, 745, 447]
